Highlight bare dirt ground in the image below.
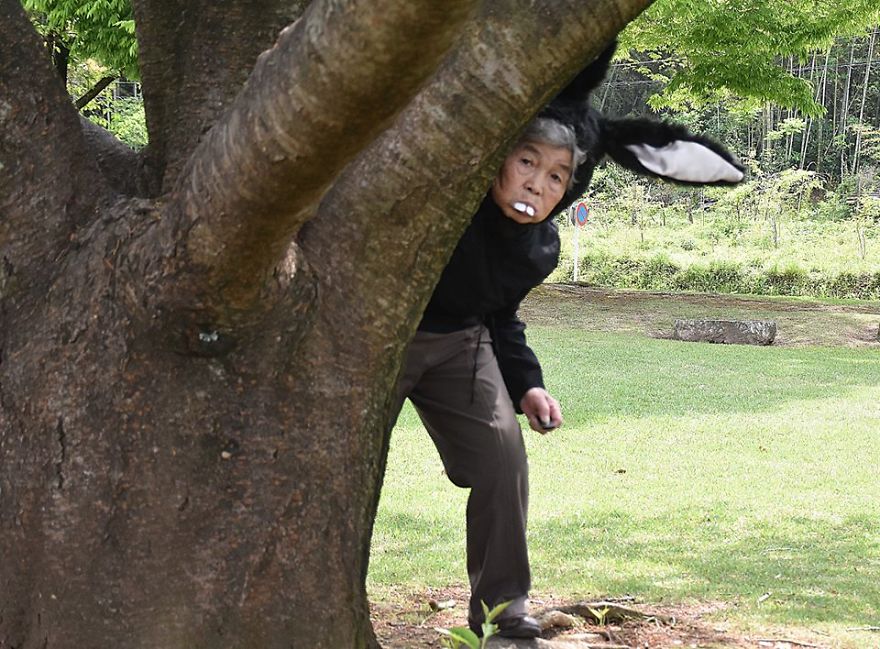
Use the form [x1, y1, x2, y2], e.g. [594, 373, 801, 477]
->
[520, 284, 880, 348]
[371, 585, 832, 649]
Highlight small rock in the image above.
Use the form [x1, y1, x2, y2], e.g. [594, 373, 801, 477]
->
[537, 610, 577, 630]
[428, 598, 456, 611]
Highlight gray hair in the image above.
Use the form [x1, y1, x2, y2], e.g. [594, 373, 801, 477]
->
[518, 117, 586, 189]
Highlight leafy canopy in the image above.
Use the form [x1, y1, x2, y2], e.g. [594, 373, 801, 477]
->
[21, 0, 880, 115]
[620, 0, 880, 116]
[23, 0, 137, 78]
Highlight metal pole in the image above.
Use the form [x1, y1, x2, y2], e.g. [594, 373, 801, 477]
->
[572, 208, 580, 283]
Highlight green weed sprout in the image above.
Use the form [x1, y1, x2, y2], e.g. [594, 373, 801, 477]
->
[588, 606, 611, 626]
[437, 600, 512, 649]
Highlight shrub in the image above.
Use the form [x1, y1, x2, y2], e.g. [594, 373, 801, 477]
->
[639, 253, 679, 290]
[570, 250, 880, 300]
[824, 271, 880, 300]
[674, 260, 750, 293]
[108, 97, 148, 150]
[764, 262, 808, 295]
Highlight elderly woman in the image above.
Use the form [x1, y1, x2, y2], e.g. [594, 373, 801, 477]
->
[390, 116, 583, 639]
[389, 40, 743, 639]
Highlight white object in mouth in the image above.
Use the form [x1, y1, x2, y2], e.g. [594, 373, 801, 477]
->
[513, 202, 536, 218]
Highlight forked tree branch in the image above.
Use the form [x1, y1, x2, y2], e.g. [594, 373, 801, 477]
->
[0, 0, 107, 278]
[168, 0, 478, 313]
[131, 0, 312, 190]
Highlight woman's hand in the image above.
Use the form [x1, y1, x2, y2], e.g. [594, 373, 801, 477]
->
[519, 387, 563, 434]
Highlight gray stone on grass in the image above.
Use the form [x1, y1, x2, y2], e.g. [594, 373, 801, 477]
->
[485, 638, 629, 649]
[673, 319, 776, 345]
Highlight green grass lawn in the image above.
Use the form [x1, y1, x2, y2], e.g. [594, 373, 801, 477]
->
[369, 293, 880, 647]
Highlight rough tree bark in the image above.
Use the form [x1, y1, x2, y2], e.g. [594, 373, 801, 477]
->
[0, 0, 652, 647]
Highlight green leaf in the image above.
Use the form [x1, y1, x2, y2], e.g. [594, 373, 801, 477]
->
[437, 626, 481, 649]
[486, 600, 513, 623]
[23, 0, 139, 77]
[619, 0, 880, 113]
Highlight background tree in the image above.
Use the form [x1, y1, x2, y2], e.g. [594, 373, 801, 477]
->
[548, 8, 880, 303]
[620, 0, 880, 115]
[0, 1, 653, 648]
[608, 2, 880, 181]
[23, 0, 136, 92]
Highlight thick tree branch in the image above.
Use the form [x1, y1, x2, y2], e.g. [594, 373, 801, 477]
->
[132, 0, 312, 190]
[79, 117, 159, 197]
[170, 0, 479, 313]
[0, 1, 107, 281]
[302, 0, 655, 347]
[75, 75, 117, 110]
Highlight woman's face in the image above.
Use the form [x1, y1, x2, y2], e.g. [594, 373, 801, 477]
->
[491, 140, 573, 224]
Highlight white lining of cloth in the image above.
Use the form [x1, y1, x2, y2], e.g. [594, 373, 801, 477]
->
[624, 141, 745, 183]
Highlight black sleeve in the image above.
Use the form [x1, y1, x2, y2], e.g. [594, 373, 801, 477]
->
[490, 299, 544, 413]
[540, 40, 618, 213]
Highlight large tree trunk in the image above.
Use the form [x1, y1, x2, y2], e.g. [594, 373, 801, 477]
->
[0, 0, 652, 647]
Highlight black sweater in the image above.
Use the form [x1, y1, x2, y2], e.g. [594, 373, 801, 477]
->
[418, 195, 560, 408]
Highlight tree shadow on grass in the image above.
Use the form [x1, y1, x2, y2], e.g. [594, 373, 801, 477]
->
[529, 508, 880, 627]
[369, 510, 465, 588]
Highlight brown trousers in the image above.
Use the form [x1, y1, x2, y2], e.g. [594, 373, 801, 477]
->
[391, 325, 530, 623]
